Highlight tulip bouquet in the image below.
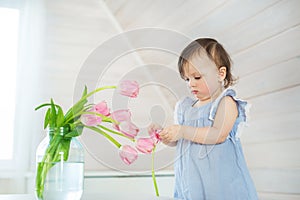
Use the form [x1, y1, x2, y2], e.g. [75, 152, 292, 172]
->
[35, 80, 161, 199]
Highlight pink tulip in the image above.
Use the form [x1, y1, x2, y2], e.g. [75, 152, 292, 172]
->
[136, 138, 155, 154]
[119, 145, 138, 165]
[111, 109, 139, 138]
[94, 101, 110, 116]
[119, 80, 139, 98]
[118, 121, 139, 138]
[81, 109, 102, 126]
[149, 128, 162, 145]
[111, 109, 131, 123]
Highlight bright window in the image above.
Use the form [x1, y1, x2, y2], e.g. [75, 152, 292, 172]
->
[0, 7, 19, 160]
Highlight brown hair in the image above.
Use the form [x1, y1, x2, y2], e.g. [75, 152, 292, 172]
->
[178, 38, 236, 88]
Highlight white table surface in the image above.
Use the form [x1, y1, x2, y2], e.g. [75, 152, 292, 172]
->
[0, 194, 178, 200]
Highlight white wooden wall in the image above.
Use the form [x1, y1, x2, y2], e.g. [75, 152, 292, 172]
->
[1, 0, 299, 198]
[104, 0, 300, 199]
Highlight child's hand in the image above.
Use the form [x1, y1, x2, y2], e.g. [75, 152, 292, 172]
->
[159, 125, 183, 143]
[147, 123, 162, 144]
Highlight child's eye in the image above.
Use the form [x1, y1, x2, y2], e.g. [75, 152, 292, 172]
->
[195, 76, 201, 80]
[184, 78, 190, 82]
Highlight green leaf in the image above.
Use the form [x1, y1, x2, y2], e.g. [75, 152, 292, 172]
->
[64, 130, 80, 138]
[64, 126, 84, 138]
[50, 99, 57, 127]
[35, 103, 61, 111]
[35, 103, 51, 111]
[44, 108, 51, 129]
[56, 106, 64, 127]
[64, 99, 87, 124]
[60, 138, 71, 161]
[51, 139, 70, 162]
[82, 85, 88, 98]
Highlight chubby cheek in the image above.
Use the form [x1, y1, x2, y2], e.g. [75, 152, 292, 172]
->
[203, 77, 219, 96]
[206, 76, 220, 94]
[197, 80, 210, 96]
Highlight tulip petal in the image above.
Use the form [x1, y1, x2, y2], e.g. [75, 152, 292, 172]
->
[80, 109, 102, 126]
[119, 80, 139, 98]
[136, 138, 155, 154]
[119, 121, 139, 138]
[111, 109, 131, 123]
[119, 145, 138, 165]
[94, 101, 110, 116]
[149, 129, 162, 144]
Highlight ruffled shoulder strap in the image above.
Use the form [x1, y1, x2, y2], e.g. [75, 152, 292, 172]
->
[209, 88, 250, 123]
[174, 97, 194, 125]
[209, 88, 250, 140]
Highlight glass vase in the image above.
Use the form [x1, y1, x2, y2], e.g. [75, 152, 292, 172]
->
[35, 127, 84, 200]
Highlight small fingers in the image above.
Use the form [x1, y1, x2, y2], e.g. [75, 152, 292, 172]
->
[159, 129, 168, 137]
[160, 131, 170, 142]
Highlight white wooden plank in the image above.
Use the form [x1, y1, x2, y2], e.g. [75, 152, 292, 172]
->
[125, 0, 185, 29]
[243, 139, 300, 168]
[232, 25, 300, 77]
[188, 0, 279, 38]
[220, 0, 300, 54]
[241, 112, 300, 143]
[46, 23, 114, 45]
[45, 8, 117, 44]
[235, 57, 300, 99]
[111, 0, 154, 28]
[45, 0, 106, 19]
[154, 0, 228, 31]
[250, 168, 300, 194]
[110, 0, 227, 31]
[43, 43, 95, 67]
[246, 85, 300, 118]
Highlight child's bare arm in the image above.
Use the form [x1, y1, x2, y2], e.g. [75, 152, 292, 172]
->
[160, 96, 238, 144]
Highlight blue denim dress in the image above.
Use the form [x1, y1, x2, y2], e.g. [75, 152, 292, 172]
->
[173, 89, 258, 200]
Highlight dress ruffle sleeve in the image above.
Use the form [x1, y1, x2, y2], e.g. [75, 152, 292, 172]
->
[174, 97, 196, 125]
[174, 98, 186, 125]
[208, 88, 250, 139]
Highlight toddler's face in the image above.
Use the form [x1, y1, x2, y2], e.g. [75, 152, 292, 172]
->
[183, 54, 222, 102]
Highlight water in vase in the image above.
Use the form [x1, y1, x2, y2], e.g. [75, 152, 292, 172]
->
[42, 162, 84, 200]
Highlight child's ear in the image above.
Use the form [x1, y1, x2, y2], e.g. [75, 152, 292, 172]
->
[218, 66, 227, 81]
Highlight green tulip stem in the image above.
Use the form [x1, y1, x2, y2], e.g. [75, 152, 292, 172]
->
[152, 146, 159, 196]
[84, 86, 116, 99]
[86, 126, 121, 148]
[98, 125, 135, 141]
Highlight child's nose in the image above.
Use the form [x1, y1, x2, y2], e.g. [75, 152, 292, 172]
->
[188, 79, 196, 87]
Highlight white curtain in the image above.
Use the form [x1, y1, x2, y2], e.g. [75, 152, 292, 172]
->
[0, 0, 45, 193]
